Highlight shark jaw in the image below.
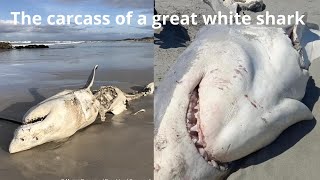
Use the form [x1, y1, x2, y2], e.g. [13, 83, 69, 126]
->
[154, 77, 229, 179]
[9, 65, 100, 154]
[155, 21, 320, 179]
[186, 86, 210, 163]
[24, 115, 47, 125]
[9, 96, 86, 153]
[186, 84, 230, 170]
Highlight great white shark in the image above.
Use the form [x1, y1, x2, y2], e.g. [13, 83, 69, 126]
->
[9, 65, 100, 153]
[154, 15, 320, 179]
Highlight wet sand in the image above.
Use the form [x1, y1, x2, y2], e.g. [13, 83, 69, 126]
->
[0, 56, 153, 179]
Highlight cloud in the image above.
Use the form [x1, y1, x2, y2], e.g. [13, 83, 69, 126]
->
[134, 25, 153, 30]
[0, 20, 86, 34]
[54, 0, 91, 3]
[0, 19, 151, 41]
[138, 9, 154, 15]
[32, 24, 87, 33]
[102, 0, 153, 9]
[0, 20, 24, 33]
[54, 0, 153, 9]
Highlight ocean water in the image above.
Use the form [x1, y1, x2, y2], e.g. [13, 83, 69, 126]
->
[0, 41, 154, 179]
[0, 41, 153, 87]
[0, 41, 153, 120]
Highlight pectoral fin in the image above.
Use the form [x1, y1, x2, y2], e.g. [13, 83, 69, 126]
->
[265, 98, 313, 131]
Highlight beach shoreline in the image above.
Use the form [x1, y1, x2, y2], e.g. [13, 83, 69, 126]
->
[0, 41, 153, 179]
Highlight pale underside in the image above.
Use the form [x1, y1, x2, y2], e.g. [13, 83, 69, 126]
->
[9, 66, 154, 153]
[9, 65, 100, 153]
[154, 25, 315, 179]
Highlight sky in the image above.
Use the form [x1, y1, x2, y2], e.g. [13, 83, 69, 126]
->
[0, 0, 154, 41]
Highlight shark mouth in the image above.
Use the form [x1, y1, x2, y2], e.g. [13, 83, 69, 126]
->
[24, 115, 47, 125]
[186, 85, 228, 170]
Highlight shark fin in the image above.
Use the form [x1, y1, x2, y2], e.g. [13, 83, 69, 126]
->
[84, 65, 98, 90]
[265, 98, 313, 131]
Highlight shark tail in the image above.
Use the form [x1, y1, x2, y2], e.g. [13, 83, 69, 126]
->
[125, 82, 154, 101]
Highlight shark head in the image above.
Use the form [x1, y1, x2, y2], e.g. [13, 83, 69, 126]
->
[154, 16, 319, 179]
[9, 65, 100, 153]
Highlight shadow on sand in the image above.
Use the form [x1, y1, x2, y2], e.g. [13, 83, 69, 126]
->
[0, 88, 46, 152]
[154, 22, 190, 49]
[0, 88, 46, 123]
[130, 85, 145, 92]
[0, 121, 19, 152]
[227, 77, 319, 177]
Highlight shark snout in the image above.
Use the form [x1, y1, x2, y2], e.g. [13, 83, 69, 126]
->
[9, 126, 44, 153]
[9, 110, 67, 153]
[9, 124, 48, 153]
[10, 100, 67, 153]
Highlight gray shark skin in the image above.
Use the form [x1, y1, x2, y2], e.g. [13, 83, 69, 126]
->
[9, 65, 100, 153]
[154, 17, 320, 179]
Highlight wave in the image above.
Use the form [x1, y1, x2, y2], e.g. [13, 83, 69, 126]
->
[9, 41, 85, 47]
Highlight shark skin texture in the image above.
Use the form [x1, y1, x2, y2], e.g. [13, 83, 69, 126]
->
[9, 65, 100, 153]
[154, 19, 320, 179]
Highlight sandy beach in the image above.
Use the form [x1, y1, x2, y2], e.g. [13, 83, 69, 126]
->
[0, 42, 153, 179]
[155, 0, 320, 179]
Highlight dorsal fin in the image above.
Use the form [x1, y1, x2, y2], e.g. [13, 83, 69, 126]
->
[83, 65, 98, 90]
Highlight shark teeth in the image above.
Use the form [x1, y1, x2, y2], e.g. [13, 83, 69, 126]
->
[186, 85, 229, 171]
[190, 124, 198, 132]
[186, 86, 205, 147]
[24, 115, 47, 125]
[196, 139, 206, 147]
